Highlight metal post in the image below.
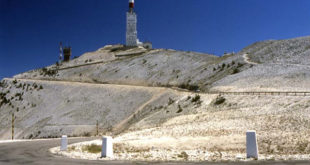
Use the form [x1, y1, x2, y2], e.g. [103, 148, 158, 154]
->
[96, 120, 99, 136]
[12, 113, 14, 140]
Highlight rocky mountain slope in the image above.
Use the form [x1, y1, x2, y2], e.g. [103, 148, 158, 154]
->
[13, 45, 247, 92]
[1, 36, 310, 160]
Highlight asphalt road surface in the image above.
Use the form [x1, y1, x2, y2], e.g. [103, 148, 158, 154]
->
[0, 138, 309, 165]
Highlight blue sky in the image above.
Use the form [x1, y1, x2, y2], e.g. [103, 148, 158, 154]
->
[1, 0, 310, 79]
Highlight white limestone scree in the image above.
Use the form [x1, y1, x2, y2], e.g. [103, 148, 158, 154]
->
[246, 130, 259, 159]
[101, 136, 113, 158]
[60, 135, 68, 151]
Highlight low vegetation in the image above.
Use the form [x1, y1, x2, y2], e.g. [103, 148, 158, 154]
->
[41, 67, 57, 76]
[82, 144, 101, 153]
[191, 94, 201, 103]
[178, 84, 199, 91]
[176, 104, 183, 113]
[168, 98, 175, 105]
[177, 151, 189, 160]
[213, 96, 226, 105]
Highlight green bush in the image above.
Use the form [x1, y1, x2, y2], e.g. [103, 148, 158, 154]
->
[232, 68, 240, 74]
[41, 68, 57, 76]
[82, 144, 101, 153]
[191, 94, 201, 103]
[178, 151, 189, 160]
[176, 104, 183, 113]
[178, 84, 199, 91]
[168, 98, 175, 105]
[214, 96, 226, 105]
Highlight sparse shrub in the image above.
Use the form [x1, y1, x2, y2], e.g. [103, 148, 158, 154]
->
[68, 146, 76, 152]
[39, 85, 43, 90]
[12, 79, 17, 84]
[82, 144, 101, 153]
[191, 94, 201, 103]
[142, 59, 147, 64]
[232, 68, 240, 74]
[168, 98, 175, 105]
[222, 63, 226, 68]
[231, 61, 235, 65]
[178, 151, 189, 160]
[214, 96, 226, 105]
[237, 62, 244, 68]
[83, 132, 91, 137]
[178, 84, 199, 91]
[0, 96, 9, 108]
[41, 68, 57, 76]
[213, 67, 216, 71]
[176, 104, 183, 113]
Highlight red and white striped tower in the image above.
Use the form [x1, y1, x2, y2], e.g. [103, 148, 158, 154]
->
[126, 0, 138, 46]
[129, 0, 134, 11]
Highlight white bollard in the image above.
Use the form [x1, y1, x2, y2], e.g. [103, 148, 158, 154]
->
[60, 135, 68, 151]
[101, 136, 113, 158]
[246, 130, 258, 159]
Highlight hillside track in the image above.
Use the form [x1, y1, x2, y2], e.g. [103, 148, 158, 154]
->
[242, 54, 258, 65]
[7, 78, 310, 97]
[0, 138, 309, 165]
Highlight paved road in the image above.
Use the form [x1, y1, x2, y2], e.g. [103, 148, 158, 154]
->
[0, 138, 309, 165]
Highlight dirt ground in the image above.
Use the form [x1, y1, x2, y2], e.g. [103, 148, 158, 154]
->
[51, 94, 310, 161]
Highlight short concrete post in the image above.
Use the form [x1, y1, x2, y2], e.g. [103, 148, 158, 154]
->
[60, 135, 68, 151]
[101, 136, 113, 158]
[246, 130, 258, 159]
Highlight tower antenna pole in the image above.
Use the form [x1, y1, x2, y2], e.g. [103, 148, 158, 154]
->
[59, 42, 63, 64]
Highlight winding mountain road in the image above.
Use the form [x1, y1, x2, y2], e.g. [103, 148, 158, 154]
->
[242, 53, 258, 65]
[0, 138, 309, 165]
